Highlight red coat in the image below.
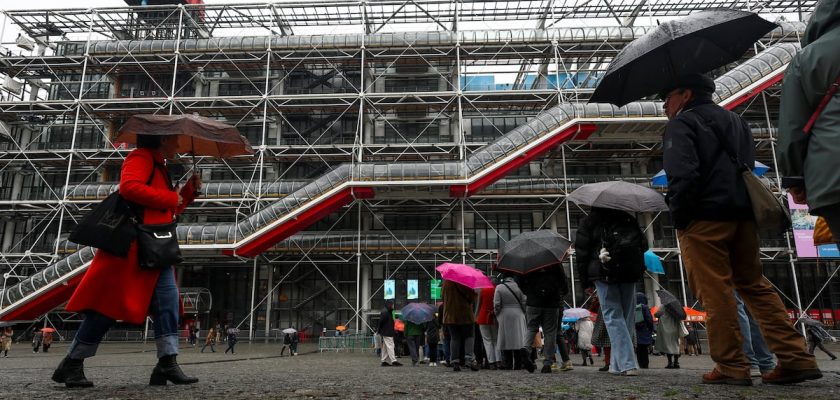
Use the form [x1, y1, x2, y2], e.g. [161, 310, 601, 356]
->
[476, 286, 496, 325]
[65, 148, 196, 324]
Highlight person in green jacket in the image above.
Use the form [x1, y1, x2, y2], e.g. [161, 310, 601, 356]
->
[778, 0, 840, 245]
[404, 320, 425, 366]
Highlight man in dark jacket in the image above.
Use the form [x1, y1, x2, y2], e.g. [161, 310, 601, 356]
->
[661, 73, 820, 385]
[519, 265, 572, 373]
[377, 300, 402, 366]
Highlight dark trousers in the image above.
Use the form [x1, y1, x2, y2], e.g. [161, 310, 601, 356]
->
[201, 343, 215, 353]
[636, 344, 650, 369]
[446, 324, 474, 366]
[406, 335, 422, 363]
[428, 342, 438, 362]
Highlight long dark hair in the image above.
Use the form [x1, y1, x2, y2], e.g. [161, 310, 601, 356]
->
[136, 134, 161, 149]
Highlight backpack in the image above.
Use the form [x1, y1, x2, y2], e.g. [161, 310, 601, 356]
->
[634, 304, 645, 324]
[599, 218, 646, 283]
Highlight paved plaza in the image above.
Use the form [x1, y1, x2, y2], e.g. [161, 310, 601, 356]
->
[0, 341, 838, 399]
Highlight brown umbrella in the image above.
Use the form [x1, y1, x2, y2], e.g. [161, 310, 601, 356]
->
[115, 114, 254, 158]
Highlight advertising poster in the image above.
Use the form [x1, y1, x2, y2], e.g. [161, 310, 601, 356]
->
[788, 194, 839, 258]
[430, 279, 442, 300]
[384, 279, 395, 299]
[407, 280, 419, 299]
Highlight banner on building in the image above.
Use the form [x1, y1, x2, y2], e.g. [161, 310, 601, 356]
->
[788, 194, 839, 258]
[384, 280, 395, 299]
[430, 279, 442, 300]
[407, 280, 418, 299]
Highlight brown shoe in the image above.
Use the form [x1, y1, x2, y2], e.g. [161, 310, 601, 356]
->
[702, 369, 752, 386]
[761, 367, 822, 385]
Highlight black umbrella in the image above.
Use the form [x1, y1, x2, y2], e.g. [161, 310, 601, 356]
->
[567, 181, 667, 213]
[656, 289, 686, 320]
[589, 10, 777, 107]
[496, 230, 571, 275]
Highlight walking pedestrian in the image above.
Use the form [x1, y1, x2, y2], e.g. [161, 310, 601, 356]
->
[685, 324, 700, 356]
[518, 264, 571, 373]
[477, 285, 501, 369]
[377, 300, 402, 366]
[404, 320, 424, 366]
[201, 328, 216, 353]
[634, 292, 655, 369]
[281, 332, 293, 356]
[1, 326, 12, 357]
[426, 316, 440, 366]
[661, 72, 821, 385]
[188, 325, 198, 347]
[51, 134, 201, 388]
[590, 292, 611, 372]
[655, 305, 684, 369]
[32, 330, 43, 353]
[778, 0, 840, 249]
[291, 331, 300, 355]
[576, 207, 646, 376]
[735, 291, 776, 376]
[42, 330, 53, 353]
[441, 279, 479, 372]
[575, 316, 595, 366]
[494, 274, 533, 372]
[225, 327, 238, 354]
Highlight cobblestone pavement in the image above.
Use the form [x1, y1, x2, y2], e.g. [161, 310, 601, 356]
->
[1, 341, 838, 399]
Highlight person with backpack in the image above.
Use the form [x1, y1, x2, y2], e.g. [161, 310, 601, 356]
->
[575, 207, 647, 376]
[634, 292, 655, 369]
[518, 264, 571, 373]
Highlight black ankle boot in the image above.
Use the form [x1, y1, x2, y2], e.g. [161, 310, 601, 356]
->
[149, 355, 199, 386]
[52, 356, 94, 388]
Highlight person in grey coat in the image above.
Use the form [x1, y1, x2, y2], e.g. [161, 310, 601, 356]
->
[654, 308, 684, 369]
[494, 275, 534, 372]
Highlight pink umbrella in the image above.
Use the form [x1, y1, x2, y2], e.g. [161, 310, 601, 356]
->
[435, 263, 494, 289]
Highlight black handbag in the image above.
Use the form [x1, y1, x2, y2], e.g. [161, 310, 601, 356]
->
[136, 221, 183, 270]
[68, 191, 137, 257]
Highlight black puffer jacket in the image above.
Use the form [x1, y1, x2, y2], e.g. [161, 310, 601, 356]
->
[518, 265, 568, 308]
[377, 306, 395, 337]
[663, 95, 755, 230]
[574, 208, 646, 288]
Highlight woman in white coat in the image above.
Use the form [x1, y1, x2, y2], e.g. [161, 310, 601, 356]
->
[575, 316, 595, 366]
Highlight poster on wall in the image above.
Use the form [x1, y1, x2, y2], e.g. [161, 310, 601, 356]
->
[384, 280, 395, 299]
[430, 279, 442, 300]
[407, 280, 419, 299]
[788, 194, 839, 258]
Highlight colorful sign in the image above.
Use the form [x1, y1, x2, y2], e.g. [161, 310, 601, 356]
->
[430, 279, 442, 300]
[788, 194, 839, 258]
[384, 280, 395, 299]
[407, 280, 418, 299]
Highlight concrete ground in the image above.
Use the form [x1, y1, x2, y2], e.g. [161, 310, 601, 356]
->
[0, 341, 838, 399]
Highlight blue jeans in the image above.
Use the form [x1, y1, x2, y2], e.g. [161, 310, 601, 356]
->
[68, 266, 180, 359]
[735, 291, 776, 372]
[595, 280, 639, 373]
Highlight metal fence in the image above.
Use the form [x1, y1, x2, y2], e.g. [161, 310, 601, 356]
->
[318, 334, 375, 353]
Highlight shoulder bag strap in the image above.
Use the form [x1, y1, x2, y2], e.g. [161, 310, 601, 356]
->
[804, 75, 840, 135]
[501, 282, 526, 315]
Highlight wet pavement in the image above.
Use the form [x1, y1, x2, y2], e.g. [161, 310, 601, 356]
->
[1, 341, 838, 399]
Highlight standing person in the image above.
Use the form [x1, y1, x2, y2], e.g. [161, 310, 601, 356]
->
[437, 303, 450, 366]
[280, 332, 293, 357]
[404, 320, 424, 366]
[494, 274, 533, 372]
[215, 323, 223, 345]
[32, 330, 43, 353]
[634, 292, 655, 369]
[51, 134, 201, 388]
[441, 279, 479, 372]
[518, 264, 571, 373]
[1, 326, 12, 358]
[655, 306, 685, 369]
[576, 207, 646, 376]
[189, 325, 198, 348]
[426, 315, 440, 367]
[201, 328, 216, 353]
[476, 285, 501, 369]
[225, 327, 238, 355]
[735, 291, 776, 375]
[575, 316, 595, 366]
[377, 300, 401, 367]
[661, 73, 821, 385]
[802, 319, 837, 360]
[291, 331, 300, 356]
[42, 330, 53, 353]
[685, 324, 699, 356]
[589, 290, 611, 372]
[777, 0, 840, 248]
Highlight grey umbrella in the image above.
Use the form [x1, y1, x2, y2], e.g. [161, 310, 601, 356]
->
[589, 10, 777, 106]
[567, 181, 667, 213]
[496, 230, 572, 275]
[656, 289, 686, 320]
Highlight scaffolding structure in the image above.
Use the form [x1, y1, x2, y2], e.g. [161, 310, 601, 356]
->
[1, 1, 837, 338]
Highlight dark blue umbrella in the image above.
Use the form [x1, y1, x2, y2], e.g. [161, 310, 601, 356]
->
[400, 303, 435, 325]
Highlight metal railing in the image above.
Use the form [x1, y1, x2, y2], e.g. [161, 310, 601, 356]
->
[318, 334, 375, 353]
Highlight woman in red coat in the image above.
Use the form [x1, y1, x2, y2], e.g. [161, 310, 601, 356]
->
[52, 134, 201, 388]
[477, 284, 501, 369]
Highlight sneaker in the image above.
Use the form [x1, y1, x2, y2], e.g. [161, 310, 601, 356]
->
[429, 362, 437, 367]
[761, 367, 822, 385]
[702, 369, 753, 386]
[392, 361, 403, 367]
[621, 369, 639, 376]
[452, 363, 461, 372]
[381, 362, 391, 367]
[750, 368, 762, 378]
[560, 360, 574, 371]
[598, 365, 610, 372]
[540, 365, 552, 373]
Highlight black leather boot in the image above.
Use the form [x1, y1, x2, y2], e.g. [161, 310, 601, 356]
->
[149, 355, 199, 386]
[52, 356, 94, 388]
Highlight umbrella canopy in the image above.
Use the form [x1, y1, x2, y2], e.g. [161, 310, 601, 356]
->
[644, 250, 665, 274]
[400, 303, 436, 325]
[656, 289, 687, 319]
[335, 325, 347, 332]
[798, 317, 824, 328]
[651, 306, 707, 322]
[496, 230, 572, 275]
[435, 263, 494, 289]
[652, 161, 771, 186]
[116, 114, 254, 158]
[589, 10, 776, 107]
[40, 327, 56, 333]
[563, 308, 593, 320]
[282, 328, 297, 334]
[567, 181, 667, 213]
[226, 327, 240, 335]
